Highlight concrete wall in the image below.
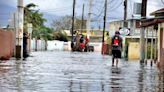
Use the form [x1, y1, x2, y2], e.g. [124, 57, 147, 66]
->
[30, 40, 102, 52]
[128, 42, 140, 60]
[47, 40, 64, 51]
[31, 39, 46, 51]
[63, 41, 71, 51]
[31, 40, 66, 51]
[0, 29, 15, 60]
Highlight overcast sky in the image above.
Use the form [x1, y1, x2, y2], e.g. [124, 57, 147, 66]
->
[0, 0, 163, 28]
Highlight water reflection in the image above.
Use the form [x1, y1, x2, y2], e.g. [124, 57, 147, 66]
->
[110, 67, 122, 92]
[15, 61, 22, 92]
[69, 79, 73, 92]
[138, 65, 145, 92]
[101, 81, 104, 92]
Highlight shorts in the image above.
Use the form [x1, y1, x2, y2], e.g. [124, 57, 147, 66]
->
[112, 50, 121, 58]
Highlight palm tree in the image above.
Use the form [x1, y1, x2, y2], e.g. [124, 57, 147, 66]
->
[24, 3, 47, 51]
[24, 3, 46, 33]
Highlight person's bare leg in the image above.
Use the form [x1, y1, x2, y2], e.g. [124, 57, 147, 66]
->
[112, 56, 114, 66]
[116, 58, 118, 67]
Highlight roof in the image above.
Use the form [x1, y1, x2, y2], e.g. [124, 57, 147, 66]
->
[141, 17, 164, 27]
[150, 8, 164, 15]
[141, 8, 164, 27]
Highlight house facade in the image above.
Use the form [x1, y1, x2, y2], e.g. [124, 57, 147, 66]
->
[141, 8, 164, 66]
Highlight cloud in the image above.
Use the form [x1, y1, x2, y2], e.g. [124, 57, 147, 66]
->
[3, 0, 164, 17]
[147, 0, 164, 17]
[23, 0, 73, 16]
[0, 0, 163, 27]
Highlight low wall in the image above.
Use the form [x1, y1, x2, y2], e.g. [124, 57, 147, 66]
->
[63, 41, 71, 51]
[31, 39, 46, 51]
[89, 42, 102, 52]
[47, 40, 64, 51]
[63, 41, 102, 52]
[0, 29, 15, 60]
[30, 40, 102, 52]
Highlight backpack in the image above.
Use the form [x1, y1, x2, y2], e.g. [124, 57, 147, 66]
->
[80, 37, 84, 43]
[113, 36, 119, 46]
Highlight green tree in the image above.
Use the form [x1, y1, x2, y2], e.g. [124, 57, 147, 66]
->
[39, 27, 53, 40]
[24, 3, 46, 38]
[24, 3, 54, 51]
[39, 27, 54, 50]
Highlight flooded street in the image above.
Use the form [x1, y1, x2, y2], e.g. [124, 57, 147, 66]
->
[0, 51, 163, 92]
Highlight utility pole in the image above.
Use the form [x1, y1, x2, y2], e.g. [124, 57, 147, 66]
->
[13, 13, 16, 57]
[71, 0, 76, 50]
[154, 24, 158, 63]
[124, 0, 127, 27]
[16, 0, 24, 59]
[81, 4, 85, 34]
[150, 28, 154, 66]
[122, 0, 127, 57]
[102, 0, 107, 54]
[140, 0, 147, 63]
[87, 0, 92, 39]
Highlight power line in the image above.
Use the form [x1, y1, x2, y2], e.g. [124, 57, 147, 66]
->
[129, 0, 133, 18]
[92, 0, 123, 20]
[109, 0, 123, 11]
[40, 5, 81, 16]
[93, 6, 104, 19]
[92, 0, 115, 17]
[41, 5, 81, 13]
[41, 8, 72, 12]
[42, 9, 72, 13]
[161, 0, 164, 5]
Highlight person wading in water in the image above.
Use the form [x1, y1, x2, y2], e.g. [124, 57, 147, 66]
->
[111, 31, 123, 67]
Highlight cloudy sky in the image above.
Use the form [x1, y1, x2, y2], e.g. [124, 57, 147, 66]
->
[0, 0, 163, 28]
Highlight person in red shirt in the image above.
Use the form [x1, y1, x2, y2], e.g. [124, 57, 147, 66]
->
[85, 36, 89, 45]
[84, 36, 89, 52]
[111, 31, 123, 67]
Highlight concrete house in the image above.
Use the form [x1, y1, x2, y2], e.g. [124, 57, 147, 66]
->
[141, 8, 164, 67]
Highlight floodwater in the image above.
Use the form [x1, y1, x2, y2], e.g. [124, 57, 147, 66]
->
[0, 51, 163, 92]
